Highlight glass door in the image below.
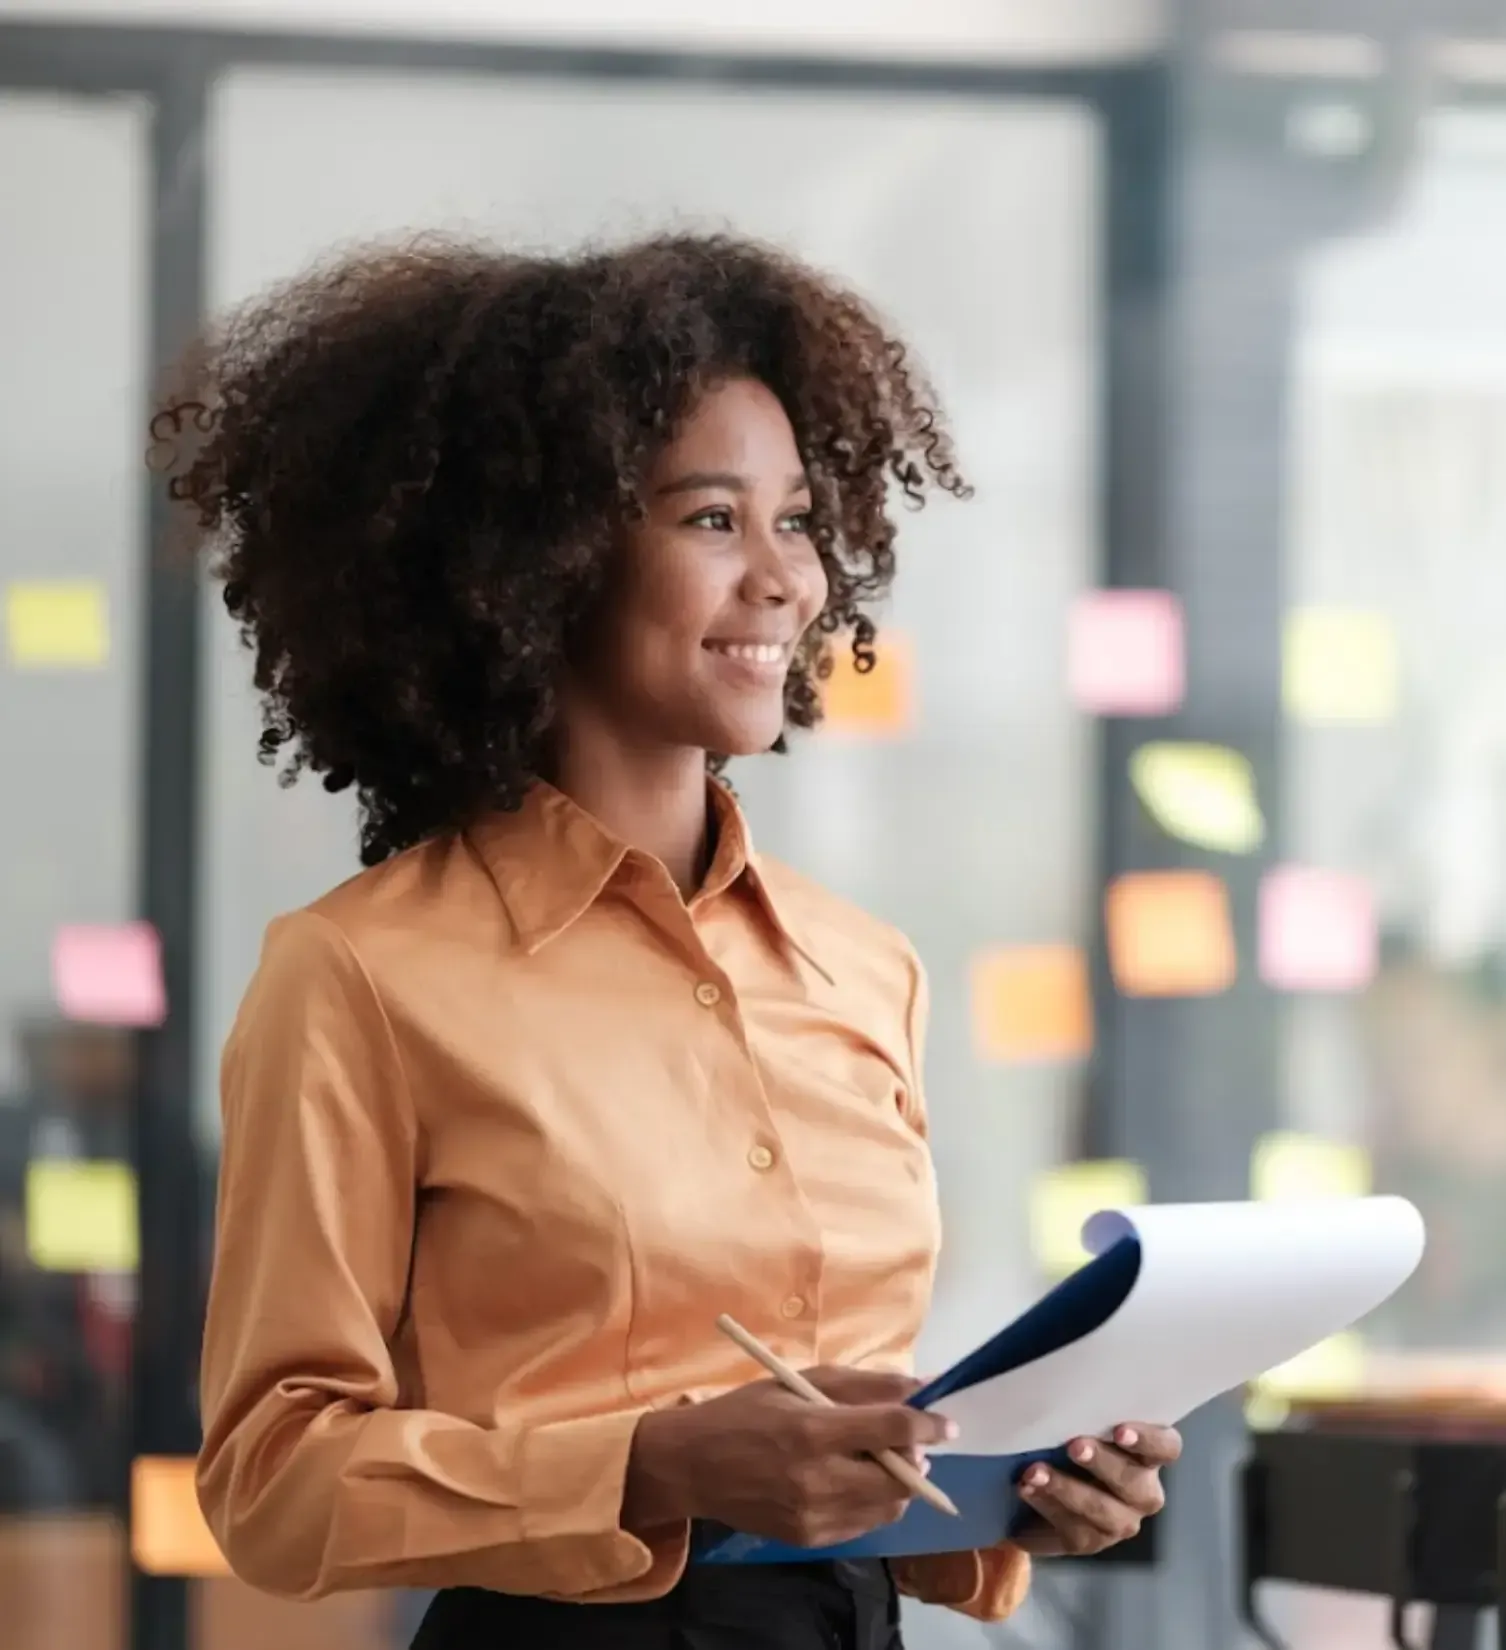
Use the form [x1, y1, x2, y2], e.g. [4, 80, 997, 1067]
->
[0, 86, 150, 1650]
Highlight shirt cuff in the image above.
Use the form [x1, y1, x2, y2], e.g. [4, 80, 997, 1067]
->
[890, 1541, 1031, 1622]
[517, 1406, 690, 1600]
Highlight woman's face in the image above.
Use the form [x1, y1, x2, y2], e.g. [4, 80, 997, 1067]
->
[569, 376, 829, 759]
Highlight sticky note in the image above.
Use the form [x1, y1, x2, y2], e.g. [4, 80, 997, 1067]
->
[1283, 607, 1398, 725]
[1105, 870, 1237, 997]
[52, 921, 167, 1026]
[971, 944, 1093, 1064]
[820, 632, 914, 735]
[1259, 866, 1377, 992]
[26, 1159, 138, 1272]
[1252, 1331, 1365, 1401]
[1252, 1131, 1372, 1202]
[4, 579, 110, 668]
[1129, 742, 1265, 855]
[132, 1456, 230, 1576]
[1030, 1160, 1148, 1276]
[1068, 590, 1184, 716]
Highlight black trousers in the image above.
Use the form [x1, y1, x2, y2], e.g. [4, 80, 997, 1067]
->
[409, 1559, 903, 1650]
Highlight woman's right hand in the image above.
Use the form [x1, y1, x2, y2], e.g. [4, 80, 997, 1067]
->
[623, 1367, 956, 1549]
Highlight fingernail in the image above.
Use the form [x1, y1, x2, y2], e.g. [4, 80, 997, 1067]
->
[1070, 1441, 1094, 1465]
[1117, 1427, 1139, 1448]
[1026, 1467, 1049, 1489]
[942, 1419, 960, 1441]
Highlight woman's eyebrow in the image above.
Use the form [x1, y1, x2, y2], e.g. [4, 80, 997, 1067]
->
[656, 470, 810, 496]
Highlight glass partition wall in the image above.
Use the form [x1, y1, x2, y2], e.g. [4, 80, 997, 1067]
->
[0, 22, 1170, 1650]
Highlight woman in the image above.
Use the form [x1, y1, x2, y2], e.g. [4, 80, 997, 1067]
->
[168, 233, 1176, 1650]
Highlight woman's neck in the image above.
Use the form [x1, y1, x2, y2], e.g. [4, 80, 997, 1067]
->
[549, 734, 712, 899]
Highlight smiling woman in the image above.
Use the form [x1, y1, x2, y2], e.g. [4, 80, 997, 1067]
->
[157, 232, 1165, 1650]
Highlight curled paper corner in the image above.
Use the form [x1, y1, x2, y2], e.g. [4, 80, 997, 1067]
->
[1081, 1207, 1140, 1256]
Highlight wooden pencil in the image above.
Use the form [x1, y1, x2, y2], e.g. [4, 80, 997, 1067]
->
[715, 1312, 960, 1519]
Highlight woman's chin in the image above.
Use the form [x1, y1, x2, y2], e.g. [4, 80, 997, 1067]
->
[704, 709, 789, 759]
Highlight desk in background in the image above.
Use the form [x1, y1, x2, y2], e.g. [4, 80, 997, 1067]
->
[1243, 1391, 1506, 1650]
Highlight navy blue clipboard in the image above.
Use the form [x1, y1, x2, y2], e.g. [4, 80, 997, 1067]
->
[693, 1233, 1142, 1563]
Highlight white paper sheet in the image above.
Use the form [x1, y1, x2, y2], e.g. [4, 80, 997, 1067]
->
[929, 1196, 1425, 1455]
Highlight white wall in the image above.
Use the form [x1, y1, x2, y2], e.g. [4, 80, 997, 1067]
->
[0, 0, 1162, 65]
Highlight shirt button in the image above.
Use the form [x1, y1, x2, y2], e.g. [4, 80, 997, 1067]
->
[748, 1144, 776, 1172]
[780, 1296, 807, 1320]
[694, 981, 722, 1007]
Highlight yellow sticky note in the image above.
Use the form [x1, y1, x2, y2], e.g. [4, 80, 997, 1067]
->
[1105, 870, 1237, 998]
[1129, 742, 1265, 856]
[1252, 1131, 1372, 1202]
[1029, 1159, 1148, 1277]
[26, 1159, 138, 1272]
[971, 944, 1093, 1065]
[1283, 607, 1397, 725]
[132, 1456, 230, 1576]
[820, 632, 915, 736]
[1252, 1331, 1366, 1401]
[5, 579, 110, 668]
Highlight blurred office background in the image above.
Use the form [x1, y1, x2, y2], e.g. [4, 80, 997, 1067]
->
[3, 2, 1506, 1647]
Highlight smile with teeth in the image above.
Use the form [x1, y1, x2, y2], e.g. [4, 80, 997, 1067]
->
[705, 642, 788, 664]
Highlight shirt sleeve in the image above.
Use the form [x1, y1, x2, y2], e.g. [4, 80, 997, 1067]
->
[889, 944, 1032, 1623]
[196, 909, 688, 1602]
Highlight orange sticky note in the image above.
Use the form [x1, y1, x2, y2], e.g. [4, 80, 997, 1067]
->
[132, 1456, 230, 1576]
[1105, 870, 1236, 997]
[820, 633, 914, 735]
[971, 945, 1093, 1064]
[53, 922, 167, 1027]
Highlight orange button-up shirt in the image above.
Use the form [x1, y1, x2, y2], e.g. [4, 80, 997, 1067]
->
[197, 779, 1029, 1621]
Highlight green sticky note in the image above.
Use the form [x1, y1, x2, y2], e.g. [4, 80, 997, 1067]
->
[1129, 742, 1265, 855]
[5, 579, 110, 668]
[26, 1159, 138, 1272]
[1029, 1159, 1148, 1277]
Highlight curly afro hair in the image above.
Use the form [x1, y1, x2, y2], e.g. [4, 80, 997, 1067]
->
[153, 232, 968, 866]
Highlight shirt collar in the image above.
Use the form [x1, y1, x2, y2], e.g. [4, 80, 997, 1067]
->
[465, 777, 833, 985]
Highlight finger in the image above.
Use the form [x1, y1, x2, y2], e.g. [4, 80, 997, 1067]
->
[814, 1457, 916, 1528]
[1111, 1423, 1182, 1464]
[1064, 1439, 1165, 1515]
[1019, 1464, 1139, 1541]
[818, 1401, 957, 1457]
[801, 1367, 924, 1406]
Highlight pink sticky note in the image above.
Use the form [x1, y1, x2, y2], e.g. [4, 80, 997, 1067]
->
[1068, 590, 1185, 716]
[1259, 867, 1377, 993]
[52, 922, 167, 1027]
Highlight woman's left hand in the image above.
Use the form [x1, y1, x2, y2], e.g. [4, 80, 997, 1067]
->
[1011, 1423, 1180, 1557]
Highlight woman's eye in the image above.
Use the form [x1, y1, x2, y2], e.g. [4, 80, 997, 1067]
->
[782, 510, 813, 534]
[687, 507, 735, 531]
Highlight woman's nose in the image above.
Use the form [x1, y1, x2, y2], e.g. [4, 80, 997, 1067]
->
[741, 527, 800, 606]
